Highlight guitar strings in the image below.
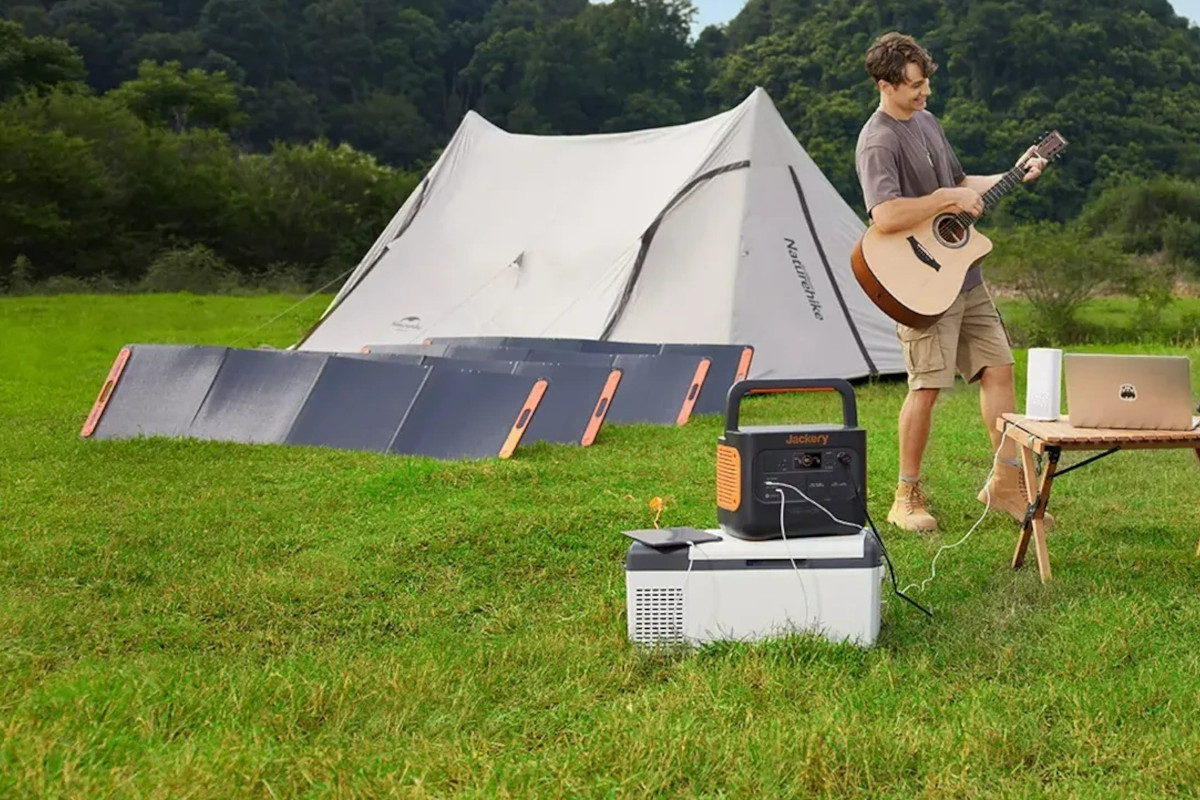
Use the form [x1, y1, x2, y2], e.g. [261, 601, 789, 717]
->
[946, 165, 1026, 232]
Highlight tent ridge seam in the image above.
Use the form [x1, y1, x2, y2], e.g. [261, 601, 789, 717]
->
[600, 159, 751, 341]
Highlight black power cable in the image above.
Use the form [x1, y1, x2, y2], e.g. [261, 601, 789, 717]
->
[852, 481, 934, 619]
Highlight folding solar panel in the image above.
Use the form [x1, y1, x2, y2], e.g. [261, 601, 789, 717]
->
[83, 343, 614, 460]
[605, 354, 710, 426]
[283, 356, 431, 452]
[403, 346, 712, 427]
[387, 365, 548, 459]
[419, 338, 752, 417]
[659, 344, 754, 416]
[425, 336, 660, 355]
[186, 349, 330, 445]
[423, 336, 587, 352]
[364, 352, 622, 446]
[358, 343, 452, 357]
[509, 362, 622, 446]
[519, 349, 622, 367]
[81, 344, 228, 440]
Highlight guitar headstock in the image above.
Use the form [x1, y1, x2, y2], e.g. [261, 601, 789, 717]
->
[1033, 129, 1069, 161]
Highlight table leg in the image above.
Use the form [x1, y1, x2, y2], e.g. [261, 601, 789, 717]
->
[1012, 445, 1060, 582]
[1010, 441, 1037, 570]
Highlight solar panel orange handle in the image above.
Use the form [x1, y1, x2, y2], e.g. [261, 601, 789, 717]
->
[734, 346, 754, 382]
[80, 347, 131, 437]
[499, 378, 548, 458]
[676, 358, 711, 425]
[582, 369, 622, 446]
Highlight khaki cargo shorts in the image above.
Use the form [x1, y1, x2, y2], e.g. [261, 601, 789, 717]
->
[897, 283, 1014, 390]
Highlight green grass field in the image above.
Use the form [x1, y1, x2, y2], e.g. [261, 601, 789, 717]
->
[3, 293, 1200, 798]
[993, 295, 1200, 347]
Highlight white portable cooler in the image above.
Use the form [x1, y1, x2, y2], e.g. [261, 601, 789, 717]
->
[624, 527, 883, 648]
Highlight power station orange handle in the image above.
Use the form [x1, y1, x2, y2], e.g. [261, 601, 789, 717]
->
[724, 378, 857, 431]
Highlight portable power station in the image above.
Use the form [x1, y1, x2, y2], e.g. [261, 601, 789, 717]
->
[716, 378, 867, 540]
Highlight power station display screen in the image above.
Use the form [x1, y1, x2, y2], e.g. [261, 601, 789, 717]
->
[753, 448, 859, 504]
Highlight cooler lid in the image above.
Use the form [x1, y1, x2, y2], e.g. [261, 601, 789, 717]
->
[692, 528, 868, 561]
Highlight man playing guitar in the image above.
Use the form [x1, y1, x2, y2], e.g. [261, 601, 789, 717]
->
[854, 32, 1051, 532]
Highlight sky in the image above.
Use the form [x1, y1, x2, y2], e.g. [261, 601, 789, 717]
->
[689, 0, 1200, 33]
[1171, 0, 1200, 25]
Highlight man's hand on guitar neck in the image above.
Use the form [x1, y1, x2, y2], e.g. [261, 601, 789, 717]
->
[1018, 145, 1048, 182]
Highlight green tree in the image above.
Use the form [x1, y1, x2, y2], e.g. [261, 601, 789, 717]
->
[106, 60, 246, 132]
[0, 18, 87, 100]
[0, 113, 120, 281]
[222, 140, 419, 283]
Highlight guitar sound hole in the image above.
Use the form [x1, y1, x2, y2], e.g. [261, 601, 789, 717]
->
[934, 215, 969, 248]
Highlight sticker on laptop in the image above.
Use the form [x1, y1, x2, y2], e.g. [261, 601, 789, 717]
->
[1119, 384, 1137, 401]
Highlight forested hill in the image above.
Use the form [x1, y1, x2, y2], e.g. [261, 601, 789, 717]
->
[5, 0, 1200, 216]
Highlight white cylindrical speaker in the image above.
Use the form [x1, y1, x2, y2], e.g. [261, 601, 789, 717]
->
[1025, 347, 1063, 421]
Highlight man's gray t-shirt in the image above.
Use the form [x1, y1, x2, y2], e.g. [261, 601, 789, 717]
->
[855, 108, 982, 293]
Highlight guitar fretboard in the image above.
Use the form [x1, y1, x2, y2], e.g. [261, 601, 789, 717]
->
[982, 165, 1028, 210]
[948, 163, 1028, 230]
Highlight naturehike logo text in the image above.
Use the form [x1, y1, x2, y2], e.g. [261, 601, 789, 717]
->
[786, 433, 828, 446]
[784, 238, 824, 321]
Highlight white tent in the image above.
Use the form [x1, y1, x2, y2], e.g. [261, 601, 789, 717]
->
[297, 87, 905, 381]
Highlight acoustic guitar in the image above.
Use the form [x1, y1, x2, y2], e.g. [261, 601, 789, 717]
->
[850, 130, 1069, 328]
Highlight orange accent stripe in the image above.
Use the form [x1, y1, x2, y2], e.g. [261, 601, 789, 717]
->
[676, 358, 711, 425]
[735, 347, 753, 382]
[581, 369, 622, 446]
[716, 444, 741, 511]
[81, 347, 131, 437]
[499, 378, 548, 458]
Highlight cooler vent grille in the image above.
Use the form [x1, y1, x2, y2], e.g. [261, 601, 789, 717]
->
[632, 587, 684, 644]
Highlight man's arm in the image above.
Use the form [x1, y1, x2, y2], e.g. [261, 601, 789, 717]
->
[873, 164, 1038, 232]
[869, 186, 984, 233]
[958, 173, 1005, 194]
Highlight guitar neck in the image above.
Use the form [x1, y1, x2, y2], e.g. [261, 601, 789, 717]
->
[946, 163, 1028, 231]
[981, 164, 1028, 212]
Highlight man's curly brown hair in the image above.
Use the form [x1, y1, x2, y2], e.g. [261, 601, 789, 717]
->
[864, 32, 937, 86]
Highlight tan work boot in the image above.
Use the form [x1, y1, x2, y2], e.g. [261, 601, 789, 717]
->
[887, 479, 938, 532]
[978, 462, 1055, 528]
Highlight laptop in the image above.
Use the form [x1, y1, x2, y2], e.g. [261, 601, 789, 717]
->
[1063, 353, 1198, 431]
